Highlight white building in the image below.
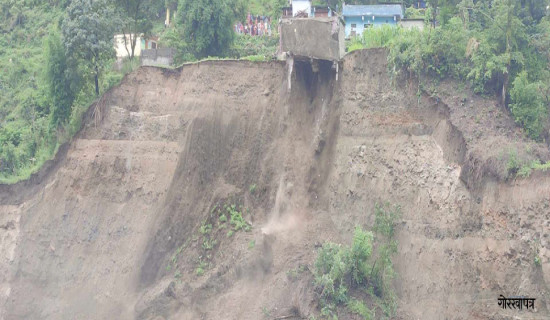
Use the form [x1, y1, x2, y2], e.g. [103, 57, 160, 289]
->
[114, 34, 158, 59]
[292, 0, 311, 17]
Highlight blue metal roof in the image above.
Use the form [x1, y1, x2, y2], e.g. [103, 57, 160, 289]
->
[342, 4, 403, 18]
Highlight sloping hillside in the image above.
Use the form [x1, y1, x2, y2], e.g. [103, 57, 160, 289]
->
[1, 49, 549, 320]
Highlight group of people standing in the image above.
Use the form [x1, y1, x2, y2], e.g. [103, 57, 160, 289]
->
[235, 14, 272, 36]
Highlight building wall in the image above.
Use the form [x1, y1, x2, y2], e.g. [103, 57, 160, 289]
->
[142, 39, 158, 50]
[282, 7, 293, 18]
[141, 48, 174, 67]
[344, 16, 398, 37]
[292, 0, 311, 17]
[398, 19, 425, 30]
[115, 34, 143, 58]
[280, 17, 344, 61]
[115, 35, 158, 59]
[312, 7, 331, 17]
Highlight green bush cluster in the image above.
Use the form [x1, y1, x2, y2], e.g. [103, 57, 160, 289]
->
[347, 298, 374, 320]
[315, 227, 373, 309]
[349, 24, 414, 53]
[510, 72, 547, 140]
[349, 1, 550, 141]
[0, 2, 138, 183]
[225, 203, 251, 233]
[247, 0, 286, 19]
[0, 4, 62, 182]
[190, 201, 252, 277]
[159, 30, 279, 65]
[313, 203, 400, 319]
[195, 257, 208, 276]
[207, 202, 250, 243]
[504, 148, 550, 179]
[517, 159, 550, 178]
[404, 6, 430, 20]
[1, 0, 284, 182]
[231, 35, 278, 60]
[157, 26, 196, 65]
[387, 18, 471, 80]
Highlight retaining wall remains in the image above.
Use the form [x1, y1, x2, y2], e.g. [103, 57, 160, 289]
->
[141, 48, 175, 67]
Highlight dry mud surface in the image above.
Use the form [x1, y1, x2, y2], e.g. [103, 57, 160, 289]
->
[0, 49, 549, 319]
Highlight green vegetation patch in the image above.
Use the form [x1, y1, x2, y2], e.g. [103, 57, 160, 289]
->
[232, 35, 278, 59]
[196, 200, 252, 276]
[0, 1, 142, 184]
[347, 1, 550, 142]
[503, 148, 550, 179]
[313, 203, 401, 319]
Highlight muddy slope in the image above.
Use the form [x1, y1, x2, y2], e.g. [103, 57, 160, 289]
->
[1, 50, 549, 320]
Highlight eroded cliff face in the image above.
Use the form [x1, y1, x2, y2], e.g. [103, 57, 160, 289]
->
[0, 50, 548, 320]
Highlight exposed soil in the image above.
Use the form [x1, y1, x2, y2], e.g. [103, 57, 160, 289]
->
[0, 49, 549, 320]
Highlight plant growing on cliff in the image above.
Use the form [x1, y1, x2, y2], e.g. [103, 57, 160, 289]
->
[232, 35, 278, 59]
[347, 298, 374, 320]
[509, 72, 548, 140]
[195, 257, 208, 276]
[45, 28, 81, 126]
[227, 204, 251, 232]
[313, 203, 401, 318]
[382, 1, 550, 141]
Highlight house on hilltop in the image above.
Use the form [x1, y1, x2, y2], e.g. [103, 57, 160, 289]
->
[313, 6, 331, 17]
[342, 4, 403, 37]
[282, 6, 293, 18]
[282, 0, 332, 18]
[292, 0, 312, 17]
[114, 34, 158, 60]
[114, 34, 175, 67]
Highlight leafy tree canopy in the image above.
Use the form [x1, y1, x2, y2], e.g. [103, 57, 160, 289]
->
[62, 0, 119, 95]
[115, 0, 155, 59]
[177, 0, 240, 58]
[44, 28, 80, 126]
[371, 0, 550, 140]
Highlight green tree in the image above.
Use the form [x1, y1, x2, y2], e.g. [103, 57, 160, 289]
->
[457, 0, 474, 28]
[509, 71, 547, 140]
[116, 0, 154, 59]
[177, 0, 237, 58]
[518, 0, 549, 24]
[248, 0, 283, 19]
[0, 142, 17, 174]
[3, 0, 25, 28]
[429, 0, 440, 27]
[165, 0, 177, 10]
[467, 0, 527, 101]
[44, 29, 79, 125]
[62, 0, 118, 96]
